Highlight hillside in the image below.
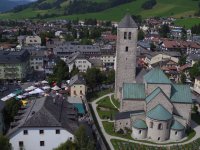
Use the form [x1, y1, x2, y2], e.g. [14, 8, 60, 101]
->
[0, 0, 30, 12]
[0, 0, 200, 23]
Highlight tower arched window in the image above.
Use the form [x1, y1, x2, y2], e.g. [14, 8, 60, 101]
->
[125, 46, 128, 52]
[124, 32, 127, 39]
[128, 32, 131, 40]
[150, 122, 153, 128]
[158, 123, 163, 130]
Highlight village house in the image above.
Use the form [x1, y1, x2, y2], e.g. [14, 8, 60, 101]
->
[0, 49, 30, 81]
[8, 96, 79, 150]
[69, 74, 87, 99]
[194, 76, 200, 95]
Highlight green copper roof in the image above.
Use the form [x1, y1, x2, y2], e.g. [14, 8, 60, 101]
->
[170, 84, 192, 104]
[123, 83, 145, 100]
[146, 87, 169, 103]
[144, 68, 172, 84]
[171, 120, 185, 130]
[133, 119, 147, 129]
[147, 104, 172, 121]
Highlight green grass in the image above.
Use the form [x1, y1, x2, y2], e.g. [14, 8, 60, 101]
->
[97, 96, 113, 107]
[102, 121, 132, 139]
[0, 0, 199, 21]
[111, 95, 120, 109]
[191, 113, 200, 125]
[174, 18, 200, 29]
[111, 139, 167, 150]
[111, 136, 200, 150]
[87, 88, 113, 102]
[97, 108, 118, 120]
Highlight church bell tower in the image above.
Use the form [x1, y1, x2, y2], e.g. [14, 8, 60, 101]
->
[115, 14, 138, 99]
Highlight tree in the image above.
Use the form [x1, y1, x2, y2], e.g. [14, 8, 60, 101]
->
[54, 125, 95, 150]
[85, 68, 103, 90]
[138, 29, 145, 41]
[105, 69, 115, 84]
[0, 134, 11, 150]
[3, 99, 22, 130]
[189, 61, 200, 80]
[54, 140, 76, 150]
[48, 59, 69, 85]
[159, 24, 170, 38]
[150, 42, 156, 51]
[180, 73, 186, 83]
[70, 64, 79, 77]
[178, 55, 187, 66]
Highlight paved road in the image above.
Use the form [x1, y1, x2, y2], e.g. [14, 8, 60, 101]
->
[91, 93, 200, 150]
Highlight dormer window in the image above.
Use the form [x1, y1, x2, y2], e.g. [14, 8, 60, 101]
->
[124, 32, 127, 39]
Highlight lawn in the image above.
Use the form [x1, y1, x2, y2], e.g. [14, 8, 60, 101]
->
[97, 108, 118, 120]
[0, 0, 199, 21]
[191, 113, 200, 125]
[174, 18, 200, 29]
[111, 95, 120, 109]
[111, 136, 200, 150]
[97, 96, 113, 108]
[87, 88, 113, 102]
[111, 139, 168, 150]
[102, 121, 132, 139]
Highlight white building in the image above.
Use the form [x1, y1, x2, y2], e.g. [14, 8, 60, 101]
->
[29, 50, 45, 71]
[25, 36, 41, 46]
[8, 96, 79, 150]
[194, 76, 200, 94]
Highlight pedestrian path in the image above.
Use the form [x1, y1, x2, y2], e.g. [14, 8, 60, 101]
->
[109, 94, 119, 111]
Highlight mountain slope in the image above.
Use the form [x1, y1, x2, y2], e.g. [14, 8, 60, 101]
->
[0, 0, 31, 12]
[0, 0, 199, 21]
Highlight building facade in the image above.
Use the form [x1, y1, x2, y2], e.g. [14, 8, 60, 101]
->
[194, 76, 200, 94]
[0, 49, 30, 81]
[8, 96, 79, 150]
[69, 74, 87, 99]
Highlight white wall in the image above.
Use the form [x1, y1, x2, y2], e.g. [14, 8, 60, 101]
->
[9, 127, 74, 150]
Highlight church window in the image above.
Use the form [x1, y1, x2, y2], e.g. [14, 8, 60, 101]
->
[158, 123, 163, 130]
[150, 122, 153, 128]
[125, 46, 128, 52]
[175, 131, 178, 135]
[124, 32, 127, 39]
[139, 130, 142, 134]
[128, 32, 131, 40]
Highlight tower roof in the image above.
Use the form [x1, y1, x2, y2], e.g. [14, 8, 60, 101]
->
[118, 14, 138, 28]
[171, 120, 185, 130]
[133, 119, 147, 129]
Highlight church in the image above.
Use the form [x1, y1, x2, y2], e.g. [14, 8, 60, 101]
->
[114, 15, 193, 142]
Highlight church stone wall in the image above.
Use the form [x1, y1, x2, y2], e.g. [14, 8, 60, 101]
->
[173, 103, 192, 125]
[115, 27, 138, 100]
[121, 99, 145, 112]
[146, 117, 171, 142]
[146, 92, 173, 113]
[146, 84, 171, 98]
[114, 118, 131, 131]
